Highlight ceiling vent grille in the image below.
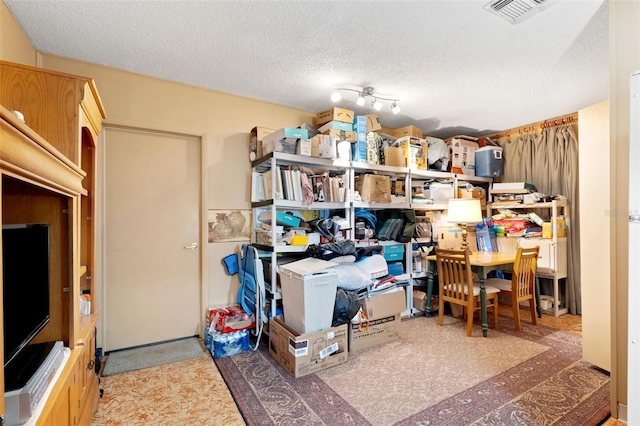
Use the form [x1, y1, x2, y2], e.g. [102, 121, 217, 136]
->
[484, 0, 552, 24]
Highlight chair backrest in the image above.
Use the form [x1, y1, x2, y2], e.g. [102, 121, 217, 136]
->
[435, 248, 474, 308]
[512, 246, 539, 298]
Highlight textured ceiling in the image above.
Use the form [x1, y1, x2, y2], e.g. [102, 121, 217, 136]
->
[4, 0, 608, 139]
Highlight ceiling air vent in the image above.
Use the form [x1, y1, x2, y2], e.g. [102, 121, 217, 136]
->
[484, 0, 553, 24]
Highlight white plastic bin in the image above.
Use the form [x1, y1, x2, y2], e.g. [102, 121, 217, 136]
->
[278, 258, 338, 333]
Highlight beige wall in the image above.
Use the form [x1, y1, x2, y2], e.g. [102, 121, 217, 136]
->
[0, 2, 36, 65]
[610, 0, 640, 417]
[579, 100, 611, 372]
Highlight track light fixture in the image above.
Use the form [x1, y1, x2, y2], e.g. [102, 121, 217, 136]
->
[330, 86, 400, 114]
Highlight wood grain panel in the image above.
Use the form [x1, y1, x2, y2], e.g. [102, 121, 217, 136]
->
[0, 62, 80, 162]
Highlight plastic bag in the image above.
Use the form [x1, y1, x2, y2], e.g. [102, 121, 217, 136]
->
[332, 288, 362, 327]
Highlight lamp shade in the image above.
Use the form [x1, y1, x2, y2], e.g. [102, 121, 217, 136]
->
[447, 198, 483, 224]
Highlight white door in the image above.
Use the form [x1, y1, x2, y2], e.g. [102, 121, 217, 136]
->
[104, 126, 201, 351]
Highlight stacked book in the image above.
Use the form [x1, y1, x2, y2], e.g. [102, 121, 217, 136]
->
[490, 182, 536, 205]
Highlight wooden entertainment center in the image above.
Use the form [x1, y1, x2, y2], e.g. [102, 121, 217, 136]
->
[0, 61, 106, 425]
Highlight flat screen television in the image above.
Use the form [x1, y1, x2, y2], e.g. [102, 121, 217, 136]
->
[3, 224, 51, 368]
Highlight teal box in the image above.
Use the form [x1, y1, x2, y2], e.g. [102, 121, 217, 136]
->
[383, 251, 404, 261]
[319, 120, 354, 132]
[382, 243, 405, 261]
[276, 211, 301, 227]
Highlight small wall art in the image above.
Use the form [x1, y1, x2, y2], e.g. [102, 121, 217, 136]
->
[208, 209, 251, 243]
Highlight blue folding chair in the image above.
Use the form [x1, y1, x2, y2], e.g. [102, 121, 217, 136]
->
[237, 244, 266, 350]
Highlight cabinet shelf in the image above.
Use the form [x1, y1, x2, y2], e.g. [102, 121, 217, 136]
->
[486, 199, 569, 317]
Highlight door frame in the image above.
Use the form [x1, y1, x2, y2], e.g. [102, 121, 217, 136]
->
[97, 120, 209, 351]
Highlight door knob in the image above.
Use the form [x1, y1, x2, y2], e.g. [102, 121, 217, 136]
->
[183, 243, 199, 250]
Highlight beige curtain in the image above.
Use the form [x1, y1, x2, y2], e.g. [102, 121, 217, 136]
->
[500, 125, 580, 314]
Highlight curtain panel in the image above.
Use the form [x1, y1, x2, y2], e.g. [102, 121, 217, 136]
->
[499, 125, 580, 314]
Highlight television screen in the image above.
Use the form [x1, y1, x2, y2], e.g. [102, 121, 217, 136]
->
[3, 224, 51, 367]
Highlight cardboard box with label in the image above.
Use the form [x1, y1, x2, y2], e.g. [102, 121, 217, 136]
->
[269, 317, 348, 378]
[449, 137, 479, 175]
[394, 136, 427, 170]
[354, 174, 391, 203]
[361, 113, 381, 132]
[437, 226, 478, 252]
[348, 288, 406, 352]
[322, 128, 357, 143]
[316, 107, 355, 125]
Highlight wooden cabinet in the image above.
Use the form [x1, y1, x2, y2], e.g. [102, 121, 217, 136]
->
[0, 60, 105, 425]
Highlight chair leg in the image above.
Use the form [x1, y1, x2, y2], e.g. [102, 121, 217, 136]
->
[438, 298, 445, 326]
[492, 295, 499, 329]
[512, 299, 522, 331]
[466, 308, 474, 336]
[529, 298, 537, 325]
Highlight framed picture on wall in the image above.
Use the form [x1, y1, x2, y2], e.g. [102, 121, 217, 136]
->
[208, 209, 251, 243]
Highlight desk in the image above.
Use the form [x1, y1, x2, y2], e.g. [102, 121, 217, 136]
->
[426, 251, 529, 337]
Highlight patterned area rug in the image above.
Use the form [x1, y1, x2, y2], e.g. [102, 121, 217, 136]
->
[215, 315, 610, 426]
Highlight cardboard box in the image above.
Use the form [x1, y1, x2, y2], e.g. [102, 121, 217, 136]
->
[449, 137, 479, 175]
[322, 128, 356, 142]
[394, 136, 427, 170]
[318, 120, 354, 133]
[348, 315, 400, 352]
[361, 287, 406, 320]
[437, 226, 478, 251]
[457, 187, 487, 207]
[278, 258, 338, 333]
[355, 174, 391, 203]
[348, 288, 405, 352]
[296, 138, 312, 156]
[310, 134, 337, 158]
[262, 127, 309, 146]
[384, 146, 405, 167]
[316, 107, 355, 125]
[363, 113, 382, 132]
[390, 125, 424, 138]
[269, 317, 348, 378]
[250, 126, 276, 159]
[413, 290, 428, 312]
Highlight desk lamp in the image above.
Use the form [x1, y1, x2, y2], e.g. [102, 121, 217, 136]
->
[447, 198, 483, 251]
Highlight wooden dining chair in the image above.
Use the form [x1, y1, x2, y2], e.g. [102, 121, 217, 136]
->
[486, 246, 539, 331]
[435, 248, 500, 337]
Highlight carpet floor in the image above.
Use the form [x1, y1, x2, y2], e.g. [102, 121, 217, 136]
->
[92, 306, 614, 426]
[102, 336, 204, 376]
[215, 315, 610, 426]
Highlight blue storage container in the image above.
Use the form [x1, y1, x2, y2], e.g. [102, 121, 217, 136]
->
[475, 146, 503, 177]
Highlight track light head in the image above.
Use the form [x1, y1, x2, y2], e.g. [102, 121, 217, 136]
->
[330, 86, 400, 113]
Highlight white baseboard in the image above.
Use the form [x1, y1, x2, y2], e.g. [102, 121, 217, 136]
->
[618, 403, 628, 424]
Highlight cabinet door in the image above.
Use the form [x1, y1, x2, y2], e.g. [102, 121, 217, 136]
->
[517, 238, 555, 272]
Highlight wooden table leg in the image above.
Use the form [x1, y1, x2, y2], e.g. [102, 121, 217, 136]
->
[477, 266, 488, 337]
[425, 260, 436, 317]
[535, 276, 542, 318]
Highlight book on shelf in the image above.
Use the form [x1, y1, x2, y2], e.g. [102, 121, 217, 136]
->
[292, 169, 302, 202]
[275, 166, 284, 200]
[261, 168, 282, 200]
[252, 171, 265, 202]
[260, 222, 284, 232]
